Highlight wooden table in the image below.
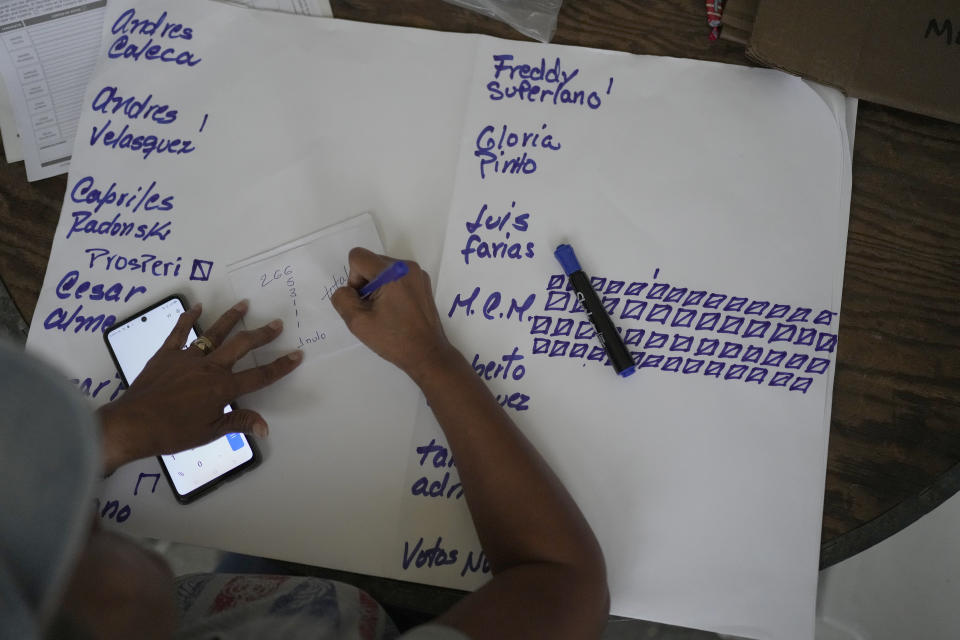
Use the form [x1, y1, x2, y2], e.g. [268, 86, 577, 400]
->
[1, 0, 958, 567]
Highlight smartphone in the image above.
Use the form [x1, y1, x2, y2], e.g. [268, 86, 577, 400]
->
[104, 295, 260, 503]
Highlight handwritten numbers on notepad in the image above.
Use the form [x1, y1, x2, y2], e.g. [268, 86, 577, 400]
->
[260, 265, 292, 288]
[226, 214, 382, 363]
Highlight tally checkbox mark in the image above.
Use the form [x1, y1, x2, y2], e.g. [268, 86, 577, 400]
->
[190, 259, 214, 281]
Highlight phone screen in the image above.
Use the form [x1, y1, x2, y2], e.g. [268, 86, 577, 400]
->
[105, 296, 256, 500]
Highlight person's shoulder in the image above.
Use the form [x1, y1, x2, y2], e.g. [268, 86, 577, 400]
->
[399, 623, 472, 640]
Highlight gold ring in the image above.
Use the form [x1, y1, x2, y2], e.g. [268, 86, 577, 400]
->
[190, 336, 215, 354]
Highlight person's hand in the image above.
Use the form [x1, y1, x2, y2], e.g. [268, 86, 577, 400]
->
[97, 300, 302, 474]
[331, 247, 457, 381]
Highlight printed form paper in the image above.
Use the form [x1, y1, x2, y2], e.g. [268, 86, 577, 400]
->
[0, 0, 105, 180]
[25, 1, 853, 638]
[215, 0, 332, 17]
[0, 0, 330, 179]
[0, 79, 23, 162]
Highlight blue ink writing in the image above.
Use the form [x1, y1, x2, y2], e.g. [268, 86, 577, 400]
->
[94, 497, 131, 523]
[108, 35, 202, 67]
[475, 123, 561, 179]
[416, 439, 456, 468]
[134, 472, 160, 496]
[401, 537, 459, 570]
[448, 287, 536, 322]
[487, 54, 611, 110]
[109, 10, 200, 67]
[85, 248, 182, 278]
[461, 202, 534, 265]
[531, 269, 837, 395]
[67, 210, 172, 241]
[55, 270, 147, 304]
[410, 472, 464, 500]
[71, 371, 126, 401]
[89, 119, 196, 159]
[496, 391, 530, 411]
[45, 306, 123, 332]
[471, 347, 526, 381]
[91, 86, 178, 124]
[465, 202, 530, 234]
[460, 550, 491, 577]
[71, 176, 174, 214]
[410, 441, 464, 498]
[111, 9, 194, 39]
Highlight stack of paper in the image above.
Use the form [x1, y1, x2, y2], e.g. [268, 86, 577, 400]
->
[0, 0, 330, 179]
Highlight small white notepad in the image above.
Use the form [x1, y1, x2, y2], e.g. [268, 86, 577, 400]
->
[227, 213, 381, 363]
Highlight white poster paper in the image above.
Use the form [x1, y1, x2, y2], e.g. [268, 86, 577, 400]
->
[0, 79, 23, 162]
[393, 39, 852, 640]
[24, 1, 853, 637]
[27, 0, 474, 584]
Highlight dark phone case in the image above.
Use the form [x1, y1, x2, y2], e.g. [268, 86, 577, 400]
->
[103, 294, 260, 504]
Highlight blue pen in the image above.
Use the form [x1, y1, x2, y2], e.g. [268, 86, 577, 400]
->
[555, 244, 635, 378]
[359, 260, 409, 298]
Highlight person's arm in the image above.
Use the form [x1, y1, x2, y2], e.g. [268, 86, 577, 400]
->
[332, 248, 609, 640]
[97, 300, 302, 475]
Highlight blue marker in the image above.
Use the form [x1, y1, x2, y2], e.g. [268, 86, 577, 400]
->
[359, 261, 409, 298]
[554, 244, 635, 378]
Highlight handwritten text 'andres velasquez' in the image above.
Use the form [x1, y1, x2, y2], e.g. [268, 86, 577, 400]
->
[87, 86, 205, 160]
[486, 54, 614, 110]
[91, 10, 207, 158]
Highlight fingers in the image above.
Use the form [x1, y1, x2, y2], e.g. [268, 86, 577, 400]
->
[330, 283, 364, 329]
[387, 256, 425, 294]
[231, 351, 304, 396]
[211, 319, 284, 366]
[420, 270, 442, 323]
[202, 300, 249, 347]
[211, 408, 268, 439]
[162, 303, 202, 350]
[421, 269, 433, 299]
[345, 247, 390, 289]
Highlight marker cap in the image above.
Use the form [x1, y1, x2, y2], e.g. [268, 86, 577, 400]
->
[554, 244, 581, 276]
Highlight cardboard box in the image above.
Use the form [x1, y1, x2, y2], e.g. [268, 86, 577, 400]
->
[717, 0, 757, 46]
[721, 0, 960, 124]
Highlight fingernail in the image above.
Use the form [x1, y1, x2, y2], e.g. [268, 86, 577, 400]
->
[268, 319, 282, 330]
[253, 422, 268, 438]
[191, 302, 202, 313]
[233, 299, 249, 313]
[287, 350, 303, 362]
